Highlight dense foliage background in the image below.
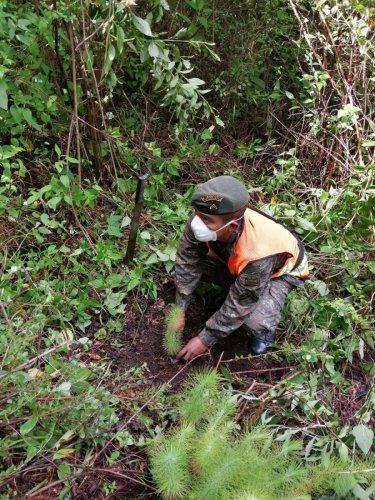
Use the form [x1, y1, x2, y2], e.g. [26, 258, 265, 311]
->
[0, 0, 374, 497]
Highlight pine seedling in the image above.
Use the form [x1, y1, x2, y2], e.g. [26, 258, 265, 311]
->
[163, 304, 184, 355]
[205, 393, 237, 430]
[150, 424, 194, 499]
[178, 369, 220, 424]
[193, 425, 227, 477]
[189, 448, 245, 500]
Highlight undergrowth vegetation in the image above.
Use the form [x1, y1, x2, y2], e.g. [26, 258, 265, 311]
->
[0, 0, 374, 497]
[150, 370, 375, 499]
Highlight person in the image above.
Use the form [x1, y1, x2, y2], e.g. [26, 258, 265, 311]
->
[172, 175, 309, 362]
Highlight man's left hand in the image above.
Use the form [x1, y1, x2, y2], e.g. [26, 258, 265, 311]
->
[176, 336, 208, 362]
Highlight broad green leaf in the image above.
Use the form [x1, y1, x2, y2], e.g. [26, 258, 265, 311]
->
[20, 414, 38, 435]
[56, 382, 71, 394]
[127, 277, 140, 291]
[60, 175, 70, 188]
[40, 213, 50, 226]
[116, 26, 125, 53]
[105, 292, 126, 309]
[66, 156, 79, 164]
[117, 178, 128, 193]
[285, 90, 294, 99]
[132, 16, 153, 37]
[201, 128, 213, 140]
[187, 77, 205, 87]
[296, 216, 317, 232]
[57, 463, 71, 480]
[22, 108, 41, 131]
[47, 196, 62, 209]
[352, 424, 373, 454]
[145, 253, 158, 265]
[0, 80, 8, 110]
[121, 216, 131, 227]
[108, 44, 116, 62]
[148, 42, 159, 59]
[362, 140, 375, 147]
[71, 367, 93, 382]
[140, 230, 151, 240]
[107, 215, 122, 237]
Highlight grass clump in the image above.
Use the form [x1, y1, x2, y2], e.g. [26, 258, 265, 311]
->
[149, 369, 375, 499]
[163, 304, 184, 355]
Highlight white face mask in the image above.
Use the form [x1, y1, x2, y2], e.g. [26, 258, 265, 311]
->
[191, 215, 243, 242]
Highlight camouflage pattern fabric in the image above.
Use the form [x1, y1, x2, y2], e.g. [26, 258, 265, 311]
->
[175, 215, 306, 346]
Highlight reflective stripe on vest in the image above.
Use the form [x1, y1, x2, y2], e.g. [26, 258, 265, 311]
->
[223, 208, 309, 278]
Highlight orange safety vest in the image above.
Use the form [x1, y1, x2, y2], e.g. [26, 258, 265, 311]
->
[208, 208, 309, 279]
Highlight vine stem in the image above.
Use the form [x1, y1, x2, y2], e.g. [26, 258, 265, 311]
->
[0, 298, 10, 325]
[68, 22, 82, 188]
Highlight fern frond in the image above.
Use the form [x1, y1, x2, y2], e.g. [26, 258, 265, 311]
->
[163, 304, 184, 355]
[178, 369, 220, 424]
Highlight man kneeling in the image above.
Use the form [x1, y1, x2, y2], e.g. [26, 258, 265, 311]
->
[173, 175, 309, 362]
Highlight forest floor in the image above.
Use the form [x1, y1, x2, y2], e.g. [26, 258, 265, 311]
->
[11, 284, 373, 499]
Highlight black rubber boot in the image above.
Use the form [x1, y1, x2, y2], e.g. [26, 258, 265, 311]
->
[248, 336, 274, 356]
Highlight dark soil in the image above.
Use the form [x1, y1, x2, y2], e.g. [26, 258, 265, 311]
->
[91, 282, 294, 389]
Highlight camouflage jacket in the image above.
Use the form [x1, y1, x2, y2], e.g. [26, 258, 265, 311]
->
[175, 214, 297, 347]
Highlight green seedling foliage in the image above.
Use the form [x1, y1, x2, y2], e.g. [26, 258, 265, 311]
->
[178, 369, 220, 425]
[149, 372, 375, 499]
[163, 304, 184, 355]
[150, 424, 194, 499]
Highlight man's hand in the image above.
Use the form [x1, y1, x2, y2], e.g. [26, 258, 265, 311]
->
[176, 336, 208, 362]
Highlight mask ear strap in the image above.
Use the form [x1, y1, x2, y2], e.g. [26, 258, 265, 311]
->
[216, 215, 243, 233]
[226, 215, 244, 228]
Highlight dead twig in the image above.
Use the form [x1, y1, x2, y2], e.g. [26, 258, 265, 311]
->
[235, 379, 257, 421]
[0, 298, 10, 325]
[0, 341, 71, 382]
[94, 468, 157, 491]
[232, 366, 294, 375]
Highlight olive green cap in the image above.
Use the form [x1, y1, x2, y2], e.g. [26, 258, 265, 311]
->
[191, 175, 249, 215]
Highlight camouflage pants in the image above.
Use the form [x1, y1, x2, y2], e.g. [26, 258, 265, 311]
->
[201, 256, 304, 342]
